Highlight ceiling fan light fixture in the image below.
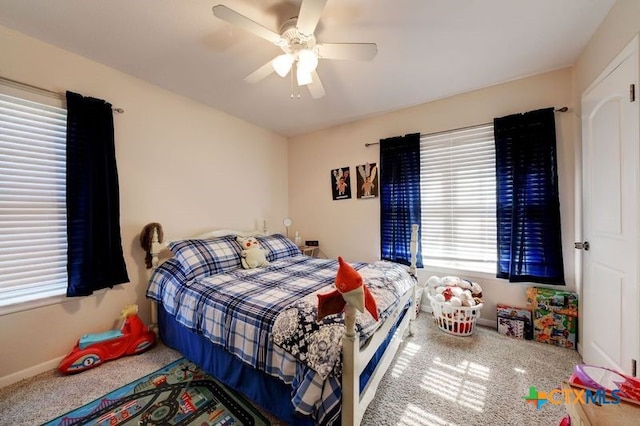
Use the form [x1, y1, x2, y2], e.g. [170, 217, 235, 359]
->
[212, 2, 378, 98]
[297, 49, 318, 73]
[296, 67, 313, 86]
[273, 54, 294, 77]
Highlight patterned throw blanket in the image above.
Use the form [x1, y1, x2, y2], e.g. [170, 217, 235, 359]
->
[272, 260, 415, 379]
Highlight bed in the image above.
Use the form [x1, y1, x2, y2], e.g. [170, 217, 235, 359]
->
[144, 224, 419, 425]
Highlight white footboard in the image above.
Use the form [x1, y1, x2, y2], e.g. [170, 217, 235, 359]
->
[342, 224, 419, 425]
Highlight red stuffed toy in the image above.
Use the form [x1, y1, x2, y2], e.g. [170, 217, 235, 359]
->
[317, 256, 379, 321]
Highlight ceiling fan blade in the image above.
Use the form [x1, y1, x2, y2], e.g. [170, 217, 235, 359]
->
[244, 60, 276, 84]
[307, 71, 325, 99]
[297, 0, 328, 36]
[212, 5, 282, 45]
[317, 43, 378, 61]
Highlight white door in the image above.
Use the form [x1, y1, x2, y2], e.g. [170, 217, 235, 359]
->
[581, 36, 639, 376]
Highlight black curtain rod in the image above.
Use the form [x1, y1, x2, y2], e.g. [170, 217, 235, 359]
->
[0, 76, 125, 114]
[364, 106, 569, 147]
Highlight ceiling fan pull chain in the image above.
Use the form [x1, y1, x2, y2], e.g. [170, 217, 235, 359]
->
[291, 62, 301, 99]
[290, 64, 294, 99]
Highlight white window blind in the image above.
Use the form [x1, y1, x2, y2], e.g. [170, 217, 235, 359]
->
[0, 88, 68, 307]
[419, 124, 497, 273]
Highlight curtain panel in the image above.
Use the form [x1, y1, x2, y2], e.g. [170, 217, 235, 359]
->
[494, 107, 565, 284]
[66, 91, 129, 296]
[379, 133, 423, 268]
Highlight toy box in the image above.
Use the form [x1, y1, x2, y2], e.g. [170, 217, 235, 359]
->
[496, 304, 533, 340]
[526, 287, 578, 349]
[526, 287, 578, 317]
[532, 309, 577, 349]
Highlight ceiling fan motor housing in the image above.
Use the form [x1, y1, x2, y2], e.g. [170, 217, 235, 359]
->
[279, 18, 317, 55]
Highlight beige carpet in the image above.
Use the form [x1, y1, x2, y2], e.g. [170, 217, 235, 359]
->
[0, 314, 581, 425]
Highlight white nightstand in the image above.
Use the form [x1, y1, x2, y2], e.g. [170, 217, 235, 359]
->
[299, 245, 319, 257]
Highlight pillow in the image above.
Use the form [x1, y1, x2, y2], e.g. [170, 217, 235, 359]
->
[167, 235, 242, 279]
[256, 233, 301, 262]
[146, 258, 188, 306]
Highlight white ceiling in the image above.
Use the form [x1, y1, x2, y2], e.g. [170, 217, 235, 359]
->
[0, 0, 615, 137]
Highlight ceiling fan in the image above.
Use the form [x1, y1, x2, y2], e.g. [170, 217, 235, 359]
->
[212, 0, 378, 99]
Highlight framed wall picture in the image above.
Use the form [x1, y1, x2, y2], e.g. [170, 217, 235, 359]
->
[356, 162, 378, 199]
[331, 167, 352, 200]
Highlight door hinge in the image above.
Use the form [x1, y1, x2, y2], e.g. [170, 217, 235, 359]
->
[631, 84, 636, 102]
[633, 359, 637, 377]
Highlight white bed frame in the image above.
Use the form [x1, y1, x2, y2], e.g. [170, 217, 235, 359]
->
[146, 223, 419, 426]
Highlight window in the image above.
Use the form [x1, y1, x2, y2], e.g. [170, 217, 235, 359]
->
[419, 124, 496, 273]
[0, 84, 68, 309]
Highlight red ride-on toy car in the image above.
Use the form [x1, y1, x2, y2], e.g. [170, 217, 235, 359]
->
[58, 304, 156, 374]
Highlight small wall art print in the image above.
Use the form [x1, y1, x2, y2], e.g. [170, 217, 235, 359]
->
[356, 162, 378, 199]
[331, 167, 352, 200]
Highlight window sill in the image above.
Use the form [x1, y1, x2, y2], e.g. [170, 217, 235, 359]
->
[0, 291, 67, 316]
[0, 288, 107, 317]
[420, 264, 500, 282]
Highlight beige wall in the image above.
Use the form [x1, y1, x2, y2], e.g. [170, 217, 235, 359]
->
[574, 0, 640, 97]
[288, 68, 576, 324]
[0, 26, 288, 384]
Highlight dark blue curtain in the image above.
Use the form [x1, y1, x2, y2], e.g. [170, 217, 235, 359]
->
[66, 91, 129, 296]
[494, 107, 564, 284]
[380, 133, 423, 268]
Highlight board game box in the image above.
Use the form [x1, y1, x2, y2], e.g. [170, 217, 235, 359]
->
[496, 303, 533, 340]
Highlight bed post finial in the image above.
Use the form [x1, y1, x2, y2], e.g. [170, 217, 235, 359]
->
[409, 224, 419, 277]
[150, 228, 162, 269]
[140, 222, 164, 337]
[342, 304, 358, 425]
[140, 222, 163, 269]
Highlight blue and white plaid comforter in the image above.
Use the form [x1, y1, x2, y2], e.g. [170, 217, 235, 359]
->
[146, 255, 415, 424]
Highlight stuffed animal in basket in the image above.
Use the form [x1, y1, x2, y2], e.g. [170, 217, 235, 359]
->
[317, 256, 379, 321]
[58, 304, 155, 374]
[427, 275, 483, 306]
[426, 275, 486, 335]
[236, 236, 269, 269]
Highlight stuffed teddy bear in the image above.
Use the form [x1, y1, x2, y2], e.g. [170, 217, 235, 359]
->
[236, 236, 269, 269]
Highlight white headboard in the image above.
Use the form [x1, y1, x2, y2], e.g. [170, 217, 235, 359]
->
[148, 221, 269, 269]
[165, 227, 269, 245]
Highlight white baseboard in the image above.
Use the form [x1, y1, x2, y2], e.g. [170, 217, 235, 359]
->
[476, 317, 495, 328]
[0, 355, 64, 389]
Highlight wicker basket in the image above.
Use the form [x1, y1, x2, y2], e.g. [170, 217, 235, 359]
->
[427, 294, 483, 336]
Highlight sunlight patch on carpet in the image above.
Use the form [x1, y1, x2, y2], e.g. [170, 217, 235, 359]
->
[398, 403, 452, 425]
[391, 341, 421, 378]
[420, 358, 489, 412]
[432, 357, 491, 381]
